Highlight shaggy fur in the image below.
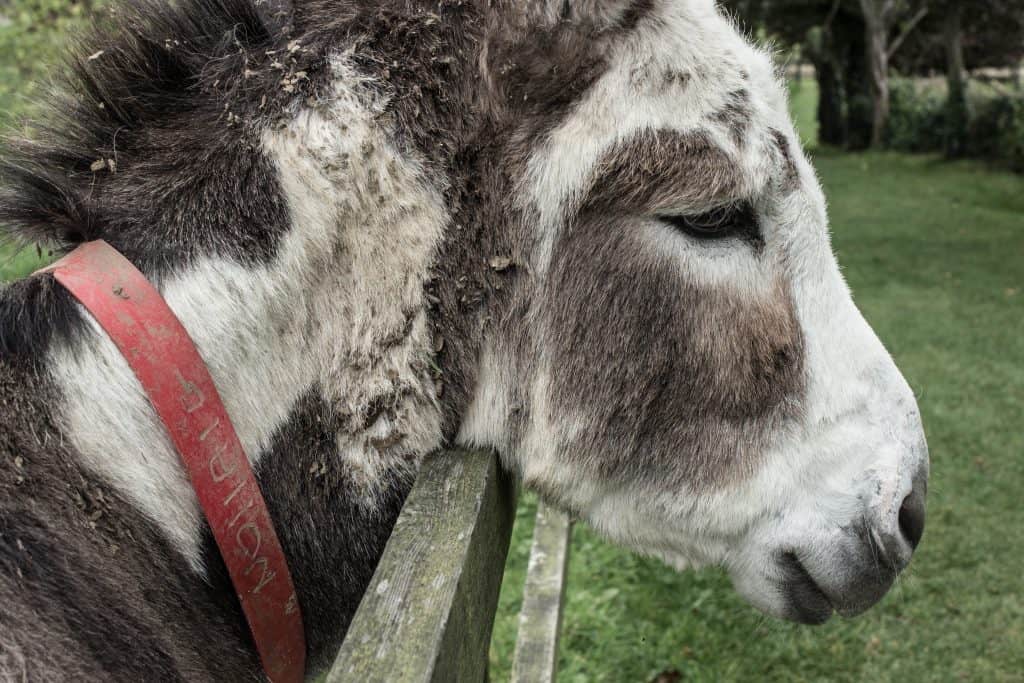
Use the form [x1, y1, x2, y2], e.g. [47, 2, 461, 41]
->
[0, 0, 929, 678]
[0, 0, 473, 677]
[0, 363, 257, 680]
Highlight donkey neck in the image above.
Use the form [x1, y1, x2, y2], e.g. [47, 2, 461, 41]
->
[46, 67, 448, 571]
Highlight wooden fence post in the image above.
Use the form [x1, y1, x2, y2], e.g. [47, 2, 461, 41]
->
[327, 449, 516, 683]
[511, 502, 573, 683]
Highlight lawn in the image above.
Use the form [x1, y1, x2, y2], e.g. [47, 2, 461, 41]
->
[0, 243, 49, 280]
[490, 87, 1024, 681]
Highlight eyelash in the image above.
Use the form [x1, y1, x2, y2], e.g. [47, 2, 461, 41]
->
[659, 203, 761, 244]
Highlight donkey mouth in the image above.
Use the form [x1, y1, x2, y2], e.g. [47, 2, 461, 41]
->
[778, 552, 835, 625]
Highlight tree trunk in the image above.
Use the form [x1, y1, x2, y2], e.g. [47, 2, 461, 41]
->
[859, 0, 892, 148]
[806, 15, 848, 147]
[816, 57, 847, 146]
[943, 7, 969, 157]
[843, 15, 874, 150]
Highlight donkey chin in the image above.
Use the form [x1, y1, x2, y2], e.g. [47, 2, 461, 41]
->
[732, 451, 928, 625]
[576, 388, 927, 627]
[561, 429, 929, 626]
[482, 341, 930, 627]
[731, 370, 929, 625]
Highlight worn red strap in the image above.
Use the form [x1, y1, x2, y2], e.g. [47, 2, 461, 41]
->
[43, 241, 305, 682]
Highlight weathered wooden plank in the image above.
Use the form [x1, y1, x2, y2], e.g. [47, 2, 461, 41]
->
[510, 502, 573, 683]
[327, 449, 516, 683]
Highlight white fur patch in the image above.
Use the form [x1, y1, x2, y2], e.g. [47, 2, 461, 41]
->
[49, 54, 446, 570]
[523, 0, 780, 274]
[463, 0, 929, 620]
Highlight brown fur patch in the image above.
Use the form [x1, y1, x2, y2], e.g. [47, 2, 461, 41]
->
[540, 209, 806, 489]
[0, 359, 412, 679]
[713, 89, 753, 147]
[770, 128, 801, 190]
[584, 129, 742, 214]
[426, 0, 655, 437]
[0, 362, 259, 680]
[617, 0, 657, 31]
[254, 389, 413, 673]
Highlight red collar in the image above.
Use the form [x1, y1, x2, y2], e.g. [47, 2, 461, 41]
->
[43, 241, 306, 682]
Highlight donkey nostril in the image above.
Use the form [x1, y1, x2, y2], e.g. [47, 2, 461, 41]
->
[898, 491, 926, 550]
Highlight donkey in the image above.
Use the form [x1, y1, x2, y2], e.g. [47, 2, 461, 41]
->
[0, 0, 929, 679]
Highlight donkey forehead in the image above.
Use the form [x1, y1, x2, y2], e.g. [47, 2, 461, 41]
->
[522, 0, 790, 230]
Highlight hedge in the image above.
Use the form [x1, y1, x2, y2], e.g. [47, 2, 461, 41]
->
[887, 77, 1024, 172]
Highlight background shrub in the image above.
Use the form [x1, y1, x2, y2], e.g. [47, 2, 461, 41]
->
[886, 76, 1024, 172]
[887, 79, 948, 153]
[967, 89, 1024, 173]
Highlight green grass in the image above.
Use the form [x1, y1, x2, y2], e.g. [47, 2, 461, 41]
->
[0, 243, 50, 281]
[789, 79, 821, 150]
[490, 91, 1024, 681]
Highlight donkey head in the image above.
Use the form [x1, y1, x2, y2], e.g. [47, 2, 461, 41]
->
[454, 0, 929, 624]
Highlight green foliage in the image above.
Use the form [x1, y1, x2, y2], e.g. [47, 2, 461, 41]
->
[886, 79, 947, 153]
[967, 88, 1024, 173]
[788, 80, 821, 149]
[0, 242, 49, 280]
[886, 78, 1024, 172]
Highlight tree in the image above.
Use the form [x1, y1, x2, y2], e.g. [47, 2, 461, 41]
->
[892, 0, 1024, 73]
[723, 0, 863, 145]
[723, 0, 876, 147]
[890, 0, 1024, 157]
[724, 0, 1023, 150]
[856, 0, 931, 147]
[942, 3, 968, 156]
[857, 0, 893, 147]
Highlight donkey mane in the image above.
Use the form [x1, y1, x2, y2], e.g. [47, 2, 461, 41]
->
[0, 0, 652, 256]
[0, 0, 642, 435]
[0, 0, 302, 250]
[0, 0, 491, 366]
[0, 0, 310, 361]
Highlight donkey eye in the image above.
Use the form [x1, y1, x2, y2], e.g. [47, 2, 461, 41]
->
[659, 203, 758, 242]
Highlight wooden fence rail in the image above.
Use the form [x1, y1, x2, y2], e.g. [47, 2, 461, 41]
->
[511, 502, 573, 683]
[328, 449, 574, 683]
[328, 449, 516, 682]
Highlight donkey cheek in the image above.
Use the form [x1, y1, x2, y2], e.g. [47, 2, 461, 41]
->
[541, 250, 802, 489]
